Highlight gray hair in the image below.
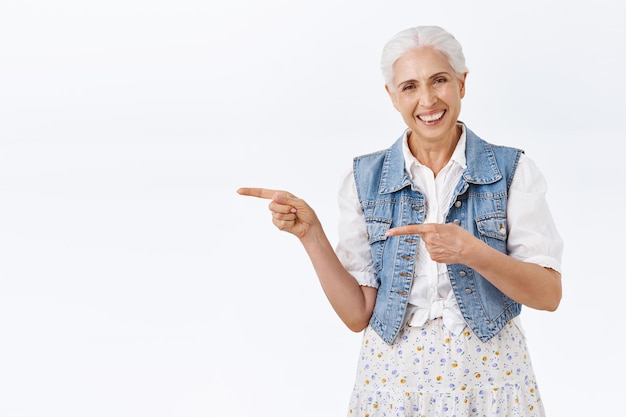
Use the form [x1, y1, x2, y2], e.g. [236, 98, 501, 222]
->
[381, 26, 469, 88]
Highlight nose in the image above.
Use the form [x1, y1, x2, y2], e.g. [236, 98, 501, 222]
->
[419, 86, 438, 107]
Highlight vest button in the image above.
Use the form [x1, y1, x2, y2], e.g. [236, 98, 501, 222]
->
[459, 270, 466, 277]
[465, 288, 472, 294]
[453, 219, 461, 225]
[454, 200, 462, 208]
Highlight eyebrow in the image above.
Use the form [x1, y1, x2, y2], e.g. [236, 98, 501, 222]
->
[396, 71, 452, 89]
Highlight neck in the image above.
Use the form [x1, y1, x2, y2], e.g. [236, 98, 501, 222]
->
[408, 125, 461, 176]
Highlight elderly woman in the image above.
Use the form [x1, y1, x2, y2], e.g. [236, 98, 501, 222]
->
[238, 25, 562, 416]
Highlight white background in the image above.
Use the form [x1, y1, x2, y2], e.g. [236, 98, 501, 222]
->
[1, 1, 624, 416]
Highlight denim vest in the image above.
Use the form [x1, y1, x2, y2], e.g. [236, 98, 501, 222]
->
[353, 126, 523, 344]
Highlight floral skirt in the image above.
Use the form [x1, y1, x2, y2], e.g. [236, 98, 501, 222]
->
[347, 318, 545, 417]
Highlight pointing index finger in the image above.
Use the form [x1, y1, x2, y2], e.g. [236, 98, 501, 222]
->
[237, 187, 280, 200]
[385, 223, 429, 236]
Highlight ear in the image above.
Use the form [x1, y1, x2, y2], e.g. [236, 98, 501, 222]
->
[459, 73, 467, 98]
[385, 84, 400, 112]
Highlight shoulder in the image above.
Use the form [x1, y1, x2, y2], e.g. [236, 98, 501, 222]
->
[511, 153, 548, 191]
[353, 135, 404, 166]
[465, 126, 523, 155]
[353, 146, 389, 162]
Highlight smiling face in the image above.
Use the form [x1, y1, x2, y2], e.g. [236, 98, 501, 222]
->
[386, 47, 467, 146]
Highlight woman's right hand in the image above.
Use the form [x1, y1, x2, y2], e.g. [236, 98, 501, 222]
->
[238, 187, 377, 330]
[237, 187, 320, 240]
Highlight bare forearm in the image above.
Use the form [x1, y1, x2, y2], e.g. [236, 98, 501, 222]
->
[464, 238, 562, 311]
[299, 226, 375, 331]
[236, 187, 375, 330]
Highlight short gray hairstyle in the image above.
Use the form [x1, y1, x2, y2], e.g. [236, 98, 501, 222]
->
[381, 26, 469, 88]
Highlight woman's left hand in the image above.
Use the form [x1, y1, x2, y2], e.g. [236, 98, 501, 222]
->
[386, 223, 477, 264]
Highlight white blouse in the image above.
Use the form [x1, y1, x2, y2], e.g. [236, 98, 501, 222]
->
[335, 125, 564, 335]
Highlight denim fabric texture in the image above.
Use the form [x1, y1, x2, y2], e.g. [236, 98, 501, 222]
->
[353, 125, 523, 344]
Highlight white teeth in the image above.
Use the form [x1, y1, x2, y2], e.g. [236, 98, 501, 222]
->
[419, 111, 444, 122]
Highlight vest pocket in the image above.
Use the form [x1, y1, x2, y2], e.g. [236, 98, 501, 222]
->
[475, 213, 507, 252]
[365, 217, 391, 273]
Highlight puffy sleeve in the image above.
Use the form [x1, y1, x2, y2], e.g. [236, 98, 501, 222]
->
[507, 154, 564, 273]
[335, 168, 379, 288]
